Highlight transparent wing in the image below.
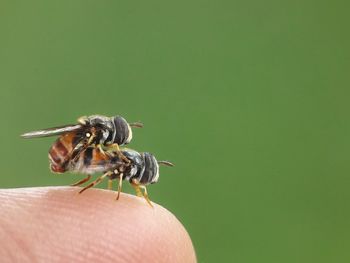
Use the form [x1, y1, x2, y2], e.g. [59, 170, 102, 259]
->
[21, 124, 83, 138]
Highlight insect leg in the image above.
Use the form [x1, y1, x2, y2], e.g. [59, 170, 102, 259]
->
[70, 174, 92, 186]
[77, 116, 88, 125]
[140, 185, 153, 207]
[107, 179, 113, 190]
[116, 173, 124, 200]
[107, 143, 130, 164]
[71, 141, 89, 164]
[79, 172, 111, 194]
[97, 144, 105, 155]
[87, 134, 95, 145]
[131, 179, 153, 207]
[131, 180, 143, 197]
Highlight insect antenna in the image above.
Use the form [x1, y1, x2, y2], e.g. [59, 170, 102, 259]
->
[129, 122, 144, 128]
[158, 160, 174, 167]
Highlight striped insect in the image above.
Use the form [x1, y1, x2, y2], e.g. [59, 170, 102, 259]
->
[62, 147, 174, 206]
[21, 115, 143, 172]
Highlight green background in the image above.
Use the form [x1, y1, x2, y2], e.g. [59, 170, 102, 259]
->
[1, 1, 349, 262]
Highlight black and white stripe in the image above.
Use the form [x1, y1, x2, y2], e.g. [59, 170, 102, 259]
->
[111, 116, 132, 145]
[122, 150, 159, 185]
[86, 115, 132, 146]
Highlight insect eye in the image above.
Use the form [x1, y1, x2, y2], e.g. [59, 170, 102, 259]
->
[86, 132, 91, 138]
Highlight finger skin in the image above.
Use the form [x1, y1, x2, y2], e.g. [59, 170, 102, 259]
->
[0, 187, 196, 263]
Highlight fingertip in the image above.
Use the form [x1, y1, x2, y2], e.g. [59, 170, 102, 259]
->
[0, 187, 196, 263]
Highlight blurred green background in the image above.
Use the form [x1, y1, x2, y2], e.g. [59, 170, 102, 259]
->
[1, 0, 349, 262]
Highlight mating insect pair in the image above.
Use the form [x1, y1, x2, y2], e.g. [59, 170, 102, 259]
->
[21, 115, 173, 206]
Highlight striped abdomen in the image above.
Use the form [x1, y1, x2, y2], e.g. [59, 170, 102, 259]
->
[49, 132, 81, 173]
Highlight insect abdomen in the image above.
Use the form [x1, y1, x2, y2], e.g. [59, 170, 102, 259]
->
[48, 132, 78, 173]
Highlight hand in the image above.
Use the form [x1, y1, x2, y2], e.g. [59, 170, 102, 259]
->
[0, 187, 196, 263]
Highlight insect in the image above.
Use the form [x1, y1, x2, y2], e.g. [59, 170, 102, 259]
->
[63, 147, 174, 206]
[21, 115, 143, 172]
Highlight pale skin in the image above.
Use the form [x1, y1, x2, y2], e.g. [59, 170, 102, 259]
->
[0, 187, 197, 263]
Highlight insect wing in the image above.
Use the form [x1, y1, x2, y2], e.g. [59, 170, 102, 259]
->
[21, 124, 83, 138]
[69, 146, 117, 174]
